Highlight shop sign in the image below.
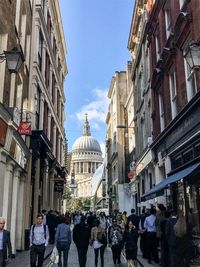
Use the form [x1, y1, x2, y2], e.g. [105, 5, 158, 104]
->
[128, 171, 135, 179]
[0, 118, 8, 146]
[18, 121, 31, 135]
[54, 179, 64, 192]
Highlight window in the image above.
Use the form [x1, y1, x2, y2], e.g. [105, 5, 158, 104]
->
[155, 35, 161, 61]
[26, 34, 31, 68]
[35, 86, 41, 129]
[16, 77, 23, 113]
[169, 69, 177, 119]
[184, 55, 197, 102]
[20, 14, 27, 53]
[47, 11, 51, 35]
[164, 4, 172, 39]
[38, 30, 43, 71]
[81, 162, 83, 173]
[159, 92, 165, 131]
[45, 53, 50, 89]
[88, 162, 91, 173]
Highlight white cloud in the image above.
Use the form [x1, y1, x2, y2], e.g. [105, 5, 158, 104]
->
[76, 88, 109, 129]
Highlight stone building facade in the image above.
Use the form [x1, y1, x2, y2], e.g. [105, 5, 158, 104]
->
[127, 0, 155, 212]
[106, 68, 133, 214]
[29, 0, 67, 222]
[0, 0, 67, 253]
[0, 0, 33, 254]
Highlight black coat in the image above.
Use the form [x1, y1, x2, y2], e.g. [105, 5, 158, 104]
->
[73, 222, 90, 248]
[2, 230, 12, 259]
[127, 214, 139, 229]
[123, 228, 138, 251]
[165, 217, 177, 247]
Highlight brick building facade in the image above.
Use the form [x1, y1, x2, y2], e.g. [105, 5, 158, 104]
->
[140, 0, 200, 260]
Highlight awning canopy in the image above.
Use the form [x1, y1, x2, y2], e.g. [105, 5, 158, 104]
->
[141, 162, 200, 201]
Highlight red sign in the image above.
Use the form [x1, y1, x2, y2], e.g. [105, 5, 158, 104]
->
[18, 122, 31, 135]
[128, 171, 135, 179]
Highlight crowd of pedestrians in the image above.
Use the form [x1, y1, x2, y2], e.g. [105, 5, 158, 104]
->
[0, 205, 196, 267]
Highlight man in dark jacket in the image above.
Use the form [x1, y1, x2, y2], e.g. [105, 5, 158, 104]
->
[0, 217, 12, 267]
[127, 209, 139, 230]
[73, 216, 90, 267]
[165, 212, 177, 267]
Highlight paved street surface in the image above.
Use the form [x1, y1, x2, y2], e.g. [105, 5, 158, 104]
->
[43, 242, 127, 267]
[6, 242, 160, 267]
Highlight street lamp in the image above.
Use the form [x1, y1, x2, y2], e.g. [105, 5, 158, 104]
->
[0, 47, 24, 73]
[184, 41, 200, 70]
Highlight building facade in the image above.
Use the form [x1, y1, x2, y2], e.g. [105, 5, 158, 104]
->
[133, 0, 200, 254]
[28, 0, 67, 221]
[127, 0, 156, 213]
[106, 68, 134, 215]
[0, 0, 67, 253]
[0, 0, 33, 254]
[70, 116, 103, 198]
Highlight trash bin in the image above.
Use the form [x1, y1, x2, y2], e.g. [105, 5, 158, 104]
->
[24, 229, 30, 250]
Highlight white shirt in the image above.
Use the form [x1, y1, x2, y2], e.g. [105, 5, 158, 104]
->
[0, 231, 3, 250]
[30, 224, 49, 247]
[144, 215, 156, 232]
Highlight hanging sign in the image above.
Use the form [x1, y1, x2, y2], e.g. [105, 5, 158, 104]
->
[18, 121, 31, 135]
[128, 171, 135, 179]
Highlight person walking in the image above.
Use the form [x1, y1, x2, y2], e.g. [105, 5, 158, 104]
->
[55, 216, 71, 267]
[46, 210, 57, 244]
[165, 211, 177, 267]
[108, 218, 123, 266]
[139, 208, 149, 259]
[73, 215, 90, 267]
[90, 219, 106, 267]
[127, 209, 139, 230]
[73, 212, 81, 225]
[123, 220, 138, 267]
[122, 211, 128, 227]
[99, 212, 108, 231]
[30, 214, 49, 267]
[0, 217, 12, 267]
[144, 208, 159, 264]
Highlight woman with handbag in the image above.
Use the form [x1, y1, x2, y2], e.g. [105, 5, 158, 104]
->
[90, 219, 107, 267]
[123, 220, 139, 267]
[108, 218, 123, 266]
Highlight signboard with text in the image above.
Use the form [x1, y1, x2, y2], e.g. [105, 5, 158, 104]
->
[54, 179, 64, 192]
[18, 121, 31, 135]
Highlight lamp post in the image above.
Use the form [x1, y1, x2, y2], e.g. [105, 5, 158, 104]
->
[0, 46, 24, 73]
[184, 41, 200, 70]
[0, 46, 24, 107]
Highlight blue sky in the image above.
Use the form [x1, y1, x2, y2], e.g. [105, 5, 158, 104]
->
[59, 0, 134, 154]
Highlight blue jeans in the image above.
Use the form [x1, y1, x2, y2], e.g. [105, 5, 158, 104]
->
[56, 241, 70, 267]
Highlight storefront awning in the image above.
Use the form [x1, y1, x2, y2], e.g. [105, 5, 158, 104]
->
[141, 162, 200, 201]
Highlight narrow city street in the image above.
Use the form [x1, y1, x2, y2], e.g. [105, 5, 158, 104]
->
[6, 240, 161, 267]
[43, 242, 127, 267]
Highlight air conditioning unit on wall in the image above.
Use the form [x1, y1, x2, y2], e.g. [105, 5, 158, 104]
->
[158, 151, 164, 167]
